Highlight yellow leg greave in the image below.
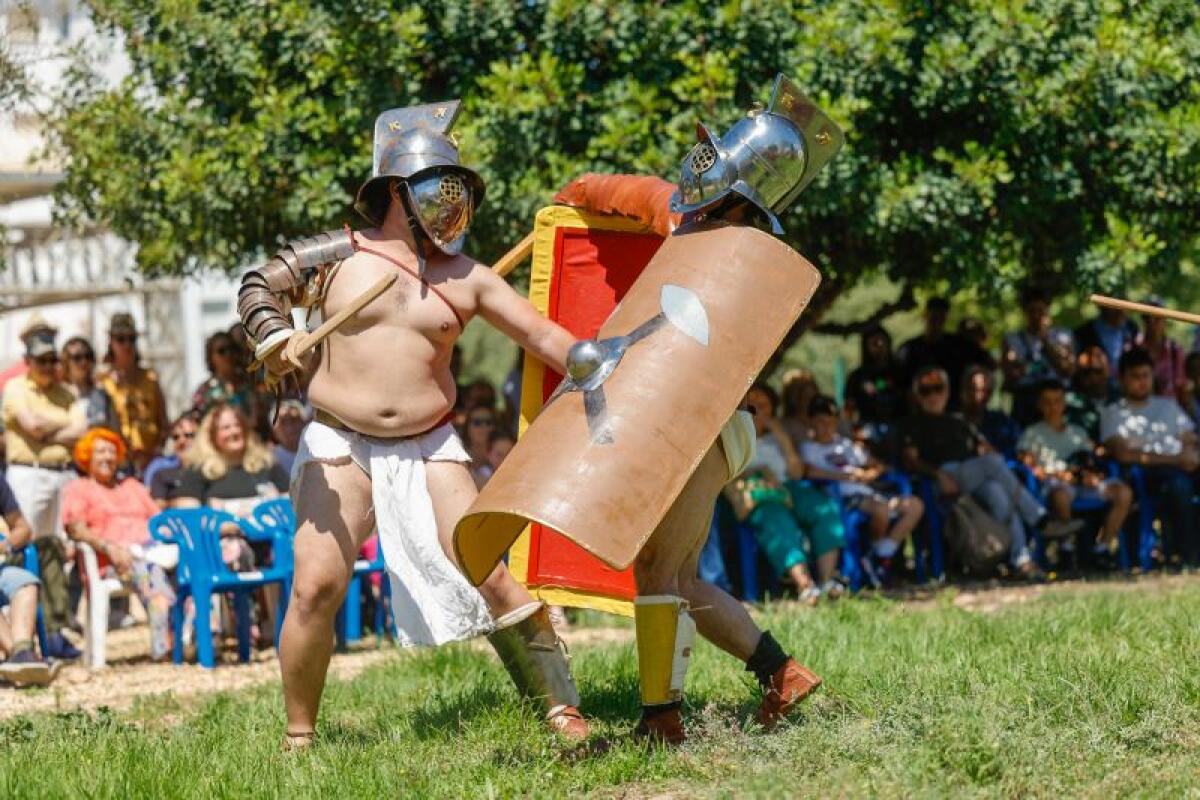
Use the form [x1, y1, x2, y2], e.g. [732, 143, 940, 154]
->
[634, 594, 696, 706]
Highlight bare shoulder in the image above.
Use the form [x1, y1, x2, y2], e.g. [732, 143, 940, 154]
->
[441, 253, 505, 299]
[450, 252, 493, 283]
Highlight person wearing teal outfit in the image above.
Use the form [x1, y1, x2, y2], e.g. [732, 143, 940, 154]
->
[732, 384, 846, 603]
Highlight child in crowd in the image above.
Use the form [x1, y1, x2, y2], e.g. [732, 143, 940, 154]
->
[1017, 381, 1134, 550]
[727, 384, 846, 603]
[801, 396, 924, 583]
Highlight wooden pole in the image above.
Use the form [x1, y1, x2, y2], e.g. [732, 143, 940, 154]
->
[491, 231, 535, 278]
[288, 273, 399, 360]
[1090, 294, 1200, 326]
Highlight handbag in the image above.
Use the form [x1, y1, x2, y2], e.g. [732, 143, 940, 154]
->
[723, 471, 791, 521]
[945, 494, 1012, 574]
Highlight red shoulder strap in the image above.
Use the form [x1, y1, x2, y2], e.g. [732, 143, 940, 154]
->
[343, 226, 466, 330]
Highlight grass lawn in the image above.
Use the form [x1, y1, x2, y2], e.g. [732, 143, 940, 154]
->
[2, 582, 1198, 798]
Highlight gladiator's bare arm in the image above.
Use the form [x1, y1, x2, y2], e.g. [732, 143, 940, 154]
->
[236, 229, 355, 370]
[474, 265, 575, 373]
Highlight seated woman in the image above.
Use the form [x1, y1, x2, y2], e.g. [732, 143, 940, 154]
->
[800, 395, 924, 585]
[726, 383, 846, 603]
[61, 428, 176, 661]
[174, 403, 288, 643]
[174, 403, 289, 562]
[177, 402, 288, 512]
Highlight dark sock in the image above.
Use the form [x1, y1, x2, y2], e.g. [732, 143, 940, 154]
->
[745, 631, 790, 688]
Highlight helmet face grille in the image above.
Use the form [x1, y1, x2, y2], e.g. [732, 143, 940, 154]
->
[438, 173, 467, 203]
[690, 143, 718, 174]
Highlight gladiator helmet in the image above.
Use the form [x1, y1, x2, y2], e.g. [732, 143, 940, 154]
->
[669, 74, 843, 234]
[354, 100, 486, 256]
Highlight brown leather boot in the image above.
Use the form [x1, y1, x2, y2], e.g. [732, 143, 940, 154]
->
[633, 704, 686, 746]
[547, 705, 590, 740]
[756, 658, 821, 730]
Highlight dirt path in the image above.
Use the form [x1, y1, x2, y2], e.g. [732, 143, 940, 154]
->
[1, 573, 1191, 721]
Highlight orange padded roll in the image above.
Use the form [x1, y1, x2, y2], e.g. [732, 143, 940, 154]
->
[554, 174, 678, 238]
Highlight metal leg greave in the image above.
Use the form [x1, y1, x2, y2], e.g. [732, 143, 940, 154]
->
[487, 602, 581, 717]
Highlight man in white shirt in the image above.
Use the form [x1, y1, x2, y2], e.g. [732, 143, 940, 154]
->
[1101, 348, 1199, 567]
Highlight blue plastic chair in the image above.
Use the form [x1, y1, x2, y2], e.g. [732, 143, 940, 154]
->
[915, 477, 947, 583]
[734, 522, 762, 602]
[1125, 466, 1162, 571]
[342, 541, 388, 646]
[915, 460, 1041, 581]
[249, 498, 389, 647]
[1026, 460, 1155, 572]
[0, 533, 49, 656]
[243, 498, 298, 645]
[148, 508, 292, 668]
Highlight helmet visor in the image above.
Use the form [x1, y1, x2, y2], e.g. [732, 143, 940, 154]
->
[405, 169, 475, 255]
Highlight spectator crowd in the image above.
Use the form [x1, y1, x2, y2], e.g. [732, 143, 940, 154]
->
[2, 286, 1199, 687]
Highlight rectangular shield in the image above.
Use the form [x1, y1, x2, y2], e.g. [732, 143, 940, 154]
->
[456, 217, 821, 596]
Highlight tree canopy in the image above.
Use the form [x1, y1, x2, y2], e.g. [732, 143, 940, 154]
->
[48, 0, 1200, 341]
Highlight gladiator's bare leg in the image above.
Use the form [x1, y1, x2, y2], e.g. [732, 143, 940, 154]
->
[633, 441, 820, 742]
[634, 444, 760, 659]
[279, 460, 376, 739]
[426, 459, 588, 739]
[426, 460, 536, 616]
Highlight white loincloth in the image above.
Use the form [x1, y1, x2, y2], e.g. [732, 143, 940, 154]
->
[291, 419, 494, 647]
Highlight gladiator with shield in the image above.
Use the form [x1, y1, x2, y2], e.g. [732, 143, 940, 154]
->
[455, 75, 843, 744]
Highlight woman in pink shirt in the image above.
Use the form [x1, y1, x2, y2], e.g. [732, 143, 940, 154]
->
[62, 428, 175, 660]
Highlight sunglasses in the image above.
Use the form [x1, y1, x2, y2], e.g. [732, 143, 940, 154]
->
[112, 334, 137, 345]
[214, 345, 236, 357]
[67, 351, 95, 363]
[917, 383, 947, 396]
[172, 431, 197, 441]
[469, 418, 495, 427]
[33, 355, 60, 367]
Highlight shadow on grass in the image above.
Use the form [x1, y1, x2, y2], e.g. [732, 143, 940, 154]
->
[408, 684, 511, 740]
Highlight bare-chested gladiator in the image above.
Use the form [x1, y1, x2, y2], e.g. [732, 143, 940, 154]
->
[237, 101, 587, 749]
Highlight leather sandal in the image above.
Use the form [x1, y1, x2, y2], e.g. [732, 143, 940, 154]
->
[547, 705, 590, 741]
[633, 705, 686, 746]
[281, 730, 317, 752]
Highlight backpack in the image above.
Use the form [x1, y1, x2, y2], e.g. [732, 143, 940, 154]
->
[945, 495, 1012, 575]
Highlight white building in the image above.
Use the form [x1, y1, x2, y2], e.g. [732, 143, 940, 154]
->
[1, 1, 240, 414]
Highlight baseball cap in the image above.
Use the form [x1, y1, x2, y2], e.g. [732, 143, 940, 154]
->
[25, 331, 58, 359]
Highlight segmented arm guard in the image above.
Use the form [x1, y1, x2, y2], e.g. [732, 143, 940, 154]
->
[237, 229, 355, 357]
